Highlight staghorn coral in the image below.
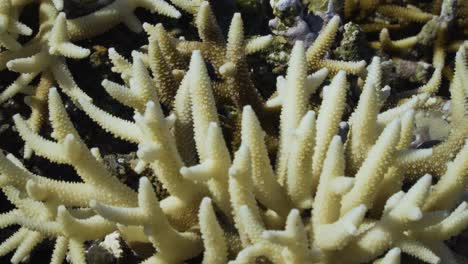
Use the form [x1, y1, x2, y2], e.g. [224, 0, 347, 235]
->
[0, 0, 182, 159]
[348, 0, 464, 96]
[0, 36, 467, 263]
[269, 0, 367, 75]
[305, 14, 366, 75]
[106, 1, 276, 151]
[172, 1, 272, 111]
[107, 0, 274, 112]
[398, 42, 468, 178]
[0, 0, 467, 264]
[339, 0, 468, 177]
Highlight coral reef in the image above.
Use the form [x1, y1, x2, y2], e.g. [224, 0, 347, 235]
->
[0, 0, 467, 263]
[0, 0, 181, 159]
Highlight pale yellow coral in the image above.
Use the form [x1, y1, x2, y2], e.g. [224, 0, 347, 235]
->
[240, 106, 292, 217]
[0, 0, 32, 50]
[1, 53, 467, 264]
[66, 0, 181, 39]
[376, 5, 435, 23]
[399, 42, 468, 178]
[199, 197, 228, 264]
[0, 0, 182, 161]
[0, 7, 467, 263]
[91, 177, 202, 263]
[269, 41, 328, 186]
[306, 16, 366, 75]
[346, 56, 384, 173]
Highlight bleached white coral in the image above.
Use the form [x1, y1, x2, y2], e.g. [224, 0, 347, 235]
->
[0, 0, 184, 160]
[0, 2, 467, 264]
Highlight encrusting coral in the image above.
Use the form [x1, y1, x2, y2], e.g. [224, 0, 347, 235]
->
[0, 0, 468, 264]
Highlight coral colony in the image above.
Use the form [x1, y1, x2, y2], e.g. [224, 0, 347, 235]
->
[0, 0, 467, 263]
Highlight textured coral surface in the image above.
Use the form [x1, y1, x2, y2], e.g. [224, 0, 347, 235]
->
[0, 0, 467, 263]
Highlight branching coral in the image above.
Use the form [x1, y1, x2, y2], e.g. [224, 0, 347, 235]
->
[305, 15, 366, 74]
[143, 1, 273, 111]
[398, 42, 468, 178]
[106, 0, 276, 151]
[0, 0, 182, 159]
[0, 38, 467, 263]
[268, 1, 367, 75]
[340, 0, 468, 179]
[349, 0, 464, 96]
[0, 1, 467, 264]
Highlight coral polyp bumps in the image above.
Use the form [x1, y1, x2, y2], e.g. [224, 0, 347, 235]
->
[0, 0, 468, 263]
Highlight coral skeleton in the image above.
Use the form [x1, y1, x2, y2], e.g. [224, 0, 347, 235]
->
[0, 0, 467, 264]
